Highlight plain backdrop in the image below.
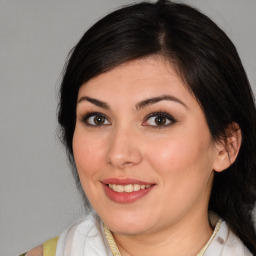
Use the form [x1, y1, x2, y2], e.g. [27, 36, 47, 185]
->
[0, 0, 255, 255]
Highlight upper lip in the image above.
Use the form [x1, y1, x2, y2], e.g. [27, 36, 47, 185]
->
[102, 178, 155, 186]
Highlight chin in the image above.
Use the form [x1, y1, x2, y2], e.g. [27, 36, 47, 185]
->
[101, 211, 153, 235]
[109, 222, 150, 236]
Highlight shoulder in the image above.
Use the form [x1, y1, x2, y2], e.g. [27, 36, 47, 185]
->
[205, 220, 253, 256]
[22, 235, 59, 256]
[25, 245, 43, 256]
[57, 213, 109, 255]
[224, 226, 253, 256]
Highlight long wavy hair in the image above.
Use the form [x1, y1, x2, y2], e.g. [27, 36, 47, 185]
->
[58, 0, 256, 253]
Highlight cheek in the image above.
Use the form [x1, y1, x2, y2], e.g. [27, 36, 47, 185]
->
[145, 132, 215, 215]
[72, 128, 105, 179]
[145, 128, 214, 179]
[72, 128, 109, 204]
[146, 140, 193, 179]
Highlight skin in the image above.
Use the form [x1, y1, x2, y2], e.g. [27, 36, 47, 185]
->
[27, 56, 241, 256]
[72, 56, 237, 256]
[25, 245, 43, 256]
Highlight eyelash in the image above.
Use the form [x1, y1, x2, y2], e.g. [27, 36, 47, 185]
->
[80, 112, 111, 127]
[79, 111, 176, 128]
[143, 112, 176, 129]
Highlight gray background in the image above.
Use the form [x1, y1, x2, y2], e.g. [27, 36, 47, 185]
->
[0, 0, 255, 255]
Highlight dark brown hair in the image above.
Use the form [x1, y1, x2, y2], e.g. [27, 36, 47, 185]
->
[58, 0, 256, 253]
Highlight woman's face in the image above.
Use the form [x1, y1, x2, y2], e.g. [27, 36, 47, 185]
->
[73, 56, 219, 235]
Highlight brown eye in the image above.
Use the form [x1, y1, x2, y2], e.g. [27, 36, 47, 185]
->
[94, 116, 105, 125]
[84, 113, 111, 126]
[154, 116, 168, 126]
[143, 112, 175, 127]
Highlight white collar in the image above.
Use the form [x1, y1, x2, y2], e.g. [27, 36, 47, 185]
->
[56, 211, 252, 256]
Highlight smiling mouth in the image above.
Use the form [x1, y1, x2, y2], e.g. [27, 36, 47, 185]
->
[108, 184, 152, 193]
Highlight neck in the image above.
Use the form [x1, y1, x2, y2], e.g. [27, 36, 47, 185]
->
[113, 211, 213, 256]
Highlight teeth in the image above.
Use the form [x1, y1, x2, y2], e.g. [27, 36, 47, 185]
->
[133, 184, 140, 191]
[108, 184, 152, 193]
[124, 184, 133, 192]
[116, 185, 124, 192]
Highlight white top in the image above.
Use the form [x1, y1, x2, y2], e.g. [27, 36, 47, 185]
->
[56, 211, 252, 256]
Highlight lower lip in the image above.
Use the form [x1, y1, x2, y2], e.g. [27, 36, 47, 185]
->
[102, 184, 155, 203]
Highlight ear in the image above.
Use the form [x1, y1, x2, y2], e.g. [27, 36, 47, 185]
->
[213, 122, 242, 173]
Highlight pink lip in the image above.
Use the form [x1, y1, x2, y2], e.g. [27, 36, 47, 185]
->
[101, 178, 155, 204]
[102, 178, 154, 185]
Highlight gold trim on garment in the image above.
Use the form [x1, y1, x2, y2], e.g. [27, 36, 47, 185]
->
[103, 223, 122, 256]
[103, 219, 223, 256]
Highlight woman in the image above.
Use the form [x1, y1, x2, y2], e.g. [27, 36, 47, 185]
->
[24, 0, 256, 255]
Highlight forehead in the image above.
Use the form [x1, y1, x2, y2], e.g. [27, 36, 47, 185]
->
[78, 56, 195, 107]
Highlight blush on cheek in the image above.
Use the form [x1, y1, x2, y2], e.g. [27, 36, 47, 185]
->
[150, 141, 191, 168]
[149, 138, 209, 183]
[73, 135, 106, 184]
[73, 133, 100, 163]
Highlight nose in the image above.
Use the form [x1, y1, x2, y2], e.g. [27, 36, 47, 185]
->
[105, 126, 143, 169]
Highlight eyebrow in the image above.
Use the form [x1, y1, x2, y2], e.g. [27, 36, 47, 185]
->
[135, 95, 188, 110]
[77, 95, 187, 110]
[77, 96, 110, 109]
